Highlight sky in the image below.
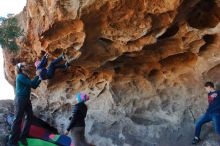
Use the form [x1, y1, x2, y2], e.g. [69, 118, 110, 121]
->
[0, 0, 26, 99]
[0, 0, 26, 17]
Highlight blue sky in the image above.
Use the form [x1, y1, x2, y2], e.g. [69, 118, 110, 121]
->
[0, 0, 26, 99]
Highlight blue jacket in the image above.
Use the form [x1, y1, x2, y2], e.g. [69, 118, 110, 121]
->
[37, 55, 48, 80]
[207, 90, 220, 113]
[16, 73, 41, 98]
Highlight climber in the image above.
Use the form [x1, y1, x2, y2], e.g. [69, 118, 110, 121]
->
[7, 62, 42, 146]
[35, 51, 70, 80]
[192, 82, 220, 144]
[64, 93, 90, 146]
[35, 49, 81, 80]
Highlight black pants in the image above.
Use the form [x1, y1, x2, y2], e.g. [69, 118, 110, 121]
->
[9, 97, 33, 144]
[71, 127, 89, 146]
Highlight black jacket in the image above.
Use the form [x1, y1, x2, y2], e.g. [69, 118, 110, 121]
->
[67, 102, 87, 131]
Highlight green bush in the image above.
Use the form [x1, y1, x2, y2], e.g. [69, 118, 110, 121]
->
[0, 17, 23, 52]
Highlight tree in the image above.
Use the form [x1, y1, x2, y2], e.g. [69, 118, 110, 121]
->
[0, 17, 23, 52]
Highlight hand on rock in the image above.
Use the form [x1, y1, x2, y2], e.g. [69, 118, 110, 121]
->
[73, 51, 81, 60]
[66, 52, 81, 65]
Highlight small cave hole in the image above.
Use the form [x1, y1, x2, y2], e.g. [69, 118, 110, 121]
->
[98, 37, 113, 45]
[158, 24, 179, 40]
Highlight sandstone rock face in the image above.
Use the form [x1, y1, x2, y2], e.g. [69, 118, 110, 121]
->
[2, 0, 220, 145]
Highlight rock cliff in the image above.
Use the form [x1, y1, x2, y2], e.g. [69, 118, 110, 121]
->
[2, 0, 220, 145]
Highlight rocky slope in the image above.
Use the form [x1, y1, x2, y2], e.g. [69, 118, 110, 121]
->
[0, 100, 14, 146]
[2, 0, 220, 145]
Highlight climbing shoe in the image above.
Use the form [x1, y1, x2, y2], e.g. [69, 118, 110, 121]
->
[64, 62, 70, 70]
[45, 53, 49, 58]
[59, 52, 65, 59]
[192, 137, 201, 145]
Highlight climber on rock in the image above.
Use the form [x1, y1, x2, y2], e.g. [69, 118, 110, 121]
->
[64, 93, 90, 146]
[8, 62, 42, 146]
[34, 49, 78, 80]
[192, 82, 220, 145]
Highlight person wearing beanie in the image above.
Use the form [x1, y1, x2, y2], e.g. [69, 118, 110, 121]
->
[64, 93, 89, 146]
[7, 62, 41, 146]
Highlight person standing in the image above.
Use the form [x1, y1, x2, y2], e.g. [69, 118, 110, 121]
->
[7, 62, 41, 146]
[192, 82, 220, 144]
[65, 93, 89, 146]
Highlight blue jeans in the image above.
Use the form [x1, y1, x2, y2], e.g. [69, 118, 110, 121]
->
[37, 55, 48, 70]
[195, 112, 220, 138]
[47, 57, 65, 79]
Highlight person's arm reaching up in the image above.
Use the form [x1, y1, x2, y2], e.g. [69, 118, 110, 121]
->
[17, 74, 41, 89]
[31, 76, 41, 89]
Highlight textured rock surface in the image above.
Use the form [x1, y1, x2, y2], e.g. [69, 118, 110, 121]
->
[2, 0, 220, 145]
[0, 100, 14, 146]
